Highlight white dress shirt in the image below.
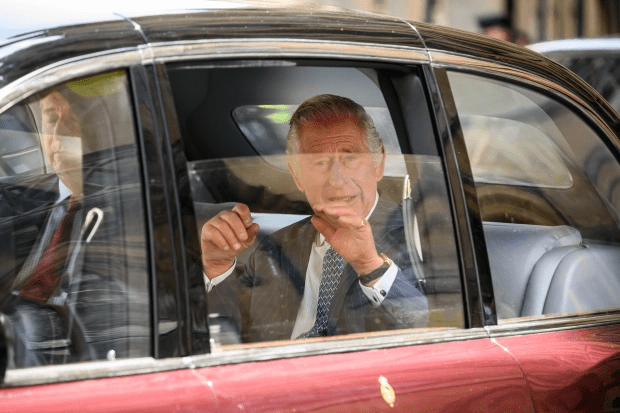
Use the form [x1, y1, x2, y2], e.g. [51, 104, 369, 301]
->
[204, 192, 399, 339]
[58, 179, 72, 202]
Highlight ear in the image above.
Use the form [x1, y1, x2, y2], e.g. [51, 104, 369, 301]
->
[374, 147, 386, 182]
[287, 157, 305, 193]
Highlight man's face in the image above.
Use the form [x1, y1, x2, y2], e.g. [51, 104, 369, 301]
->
[289, 117, 385, 219]
[40, 91, 83, 192]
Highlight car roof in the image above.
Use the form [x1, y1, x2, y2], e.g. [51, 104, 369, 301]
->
[0, 0, 424, 89]
[1, 0, 618, 135]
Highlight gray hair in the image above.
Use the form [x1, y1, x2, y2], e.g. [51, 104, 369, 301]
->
[286, 94, 383, 158]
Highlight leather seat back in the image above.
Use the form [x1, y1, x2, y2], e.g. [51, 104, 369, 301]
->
[538, 244, 620, 315]
[482, 222, 582, 319]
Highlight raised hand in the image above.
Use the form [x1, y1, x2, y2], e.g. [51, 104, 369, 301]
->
[311, 202, 384, 276]
[201, 204, 259, 279]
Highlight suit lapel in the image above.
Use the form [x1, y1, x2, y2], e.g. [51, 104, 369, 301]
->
[257, 216, 315, 341]
[281, 216, 315, 297]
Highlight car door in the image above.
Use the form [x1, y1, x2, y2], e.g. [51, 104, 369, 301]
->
[155, 39, 536, 412]
[0, 56, 220, 410]
[435, 57, 620, 412]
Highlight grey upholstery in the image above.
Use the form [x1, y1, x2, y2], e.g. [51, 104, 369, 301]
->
[485, 221, 620, 319]
[483, 222, 582, 319]
[541, 244, 620, 315]
[521, 245, 582, 316]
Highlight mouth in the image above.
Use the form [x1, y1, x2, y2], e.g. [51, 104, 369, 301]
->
[328, 195, 356, 203]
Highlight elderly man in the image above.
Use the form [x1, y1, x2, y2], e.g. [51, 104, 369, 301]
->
[201, 94, 427, 342]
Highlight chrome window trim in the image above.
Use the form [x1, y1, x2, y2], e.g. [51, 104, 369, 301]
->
[0, 48, 145, 115]
[3, 327, 487, 388]
[0, 39, 429, 116]
[429, 50, 620, 146]
[5, 311, 620, 387]
[147, 38, 430, 65]
[486, 311, 620, 338]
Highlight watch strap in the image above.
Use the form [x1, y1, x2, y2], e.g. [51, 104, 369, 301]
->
[358, 253, 392, 285]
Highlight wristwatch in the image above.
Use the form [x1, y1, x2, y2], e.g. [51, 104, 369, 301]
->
[358, 253, 392, 285]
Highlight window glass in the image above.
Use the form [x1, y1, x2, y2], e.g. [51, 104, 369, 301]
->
[233, 105, 406, 176]
[168, 63, 463, 349]
[448, 70, 620, 320]
[0, 71, 150, 368]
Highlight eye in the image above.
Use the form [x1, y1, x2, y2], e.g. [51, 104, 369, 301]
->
[343, 154, 360, 167]
[313, 158, 330, 168]
[44, 115, 59, 124]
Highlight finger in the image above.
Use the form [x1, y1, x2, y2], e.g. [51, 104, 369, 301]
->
[202, 225, 231, 251]
[219, 210, 249, 241]
[232, 204, 253, 228]
[311, 216, 336, 240]
[242, 223, 260, 246]
[247, 222, 260, 238]
[211, 219, 244, 251]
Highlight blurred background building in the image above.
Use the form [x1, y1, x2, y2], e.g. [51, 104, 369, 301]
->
[299, 0, 620, 44]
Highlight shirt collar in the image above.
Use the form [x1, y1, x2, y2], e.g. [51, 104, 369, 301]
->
[316, 191, 379, 246]
[57, 179, 73, 203]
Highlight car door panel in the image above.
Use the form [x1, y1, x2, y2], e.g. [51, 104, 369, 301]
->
[497, 325, 620, 413]
[200, 337, 535, 412]
[0, 368, 217, 413]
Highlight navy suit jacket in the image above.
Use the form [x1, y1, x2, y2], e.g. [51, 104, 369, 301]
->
[226, 195, 428, 343]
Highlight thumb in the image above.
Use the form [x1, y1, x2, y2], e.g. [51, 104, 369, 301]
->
[311, 216, 336, 241]
[243, 223, 260, 246]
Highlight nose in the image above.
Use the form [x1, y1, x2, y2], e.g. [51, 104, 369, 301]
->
[49, 122, 62, 148]
[327, 161, 346, 186]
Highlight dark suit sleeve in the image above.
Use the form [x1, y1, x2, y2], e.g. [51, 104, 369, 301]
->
[373, 265, 429, 328]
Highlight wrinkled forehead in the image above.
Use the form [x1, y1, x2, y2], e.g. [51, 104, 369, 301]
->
[297, 117, 368, 153]
[39, 91, 71, 113]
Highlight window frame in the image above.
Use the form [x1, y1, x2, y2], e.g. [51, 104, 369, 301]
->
[155, 43, 488, 363]
[431, 51, 620, 337]
[0, 61, 164, 386]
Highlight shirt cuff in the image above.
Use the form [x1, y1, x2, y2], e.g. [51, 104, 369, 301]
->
[359, 262, 398, 306]
[204, 258, 237, 293]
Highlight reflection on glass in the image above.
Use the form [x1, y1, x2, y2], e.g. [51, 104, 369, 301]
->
[233, 105, 406, 176]
[0, 71, 150, 368]
[460, 114, 573, 188]
[449, 70, 620, 320]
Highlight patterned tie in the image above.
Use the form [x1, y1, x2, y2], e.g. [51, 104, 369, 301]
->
[20, 195, 78, 304]
[299, 247, 344, 338]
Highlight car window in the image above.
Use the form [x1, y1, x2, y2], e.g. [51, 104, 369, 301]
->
[448, 70, 620, 321]
[167, 62, 463, 349]
[0, 71, 150, 368]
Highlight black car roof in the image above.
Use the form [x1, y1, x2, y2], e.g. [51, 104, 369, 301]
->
[1, 0, 618, 135]
[0, 0, 422, 89]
